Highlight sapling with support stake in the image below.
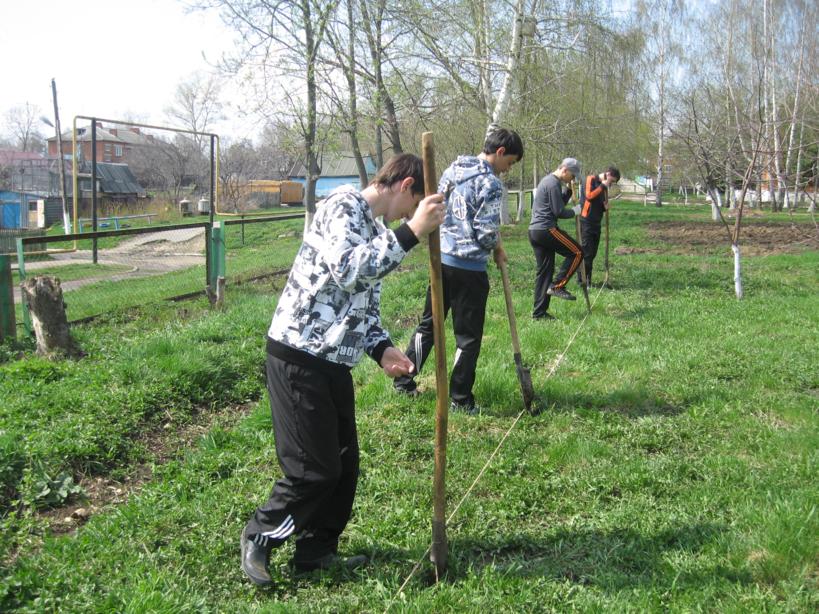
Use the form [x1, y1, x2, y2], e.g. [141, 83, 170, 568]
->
[422, 132, 450, 580]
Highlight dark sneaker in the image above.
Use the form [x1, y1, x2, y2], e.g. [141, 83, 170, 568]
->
[241, 527, 273, 586]
[292, 553, 369, 573]
[533, 312, 556, 321]
[394, 385, 421, 398]
[547, 286, 576, 301]
[450, 401, 480, 415]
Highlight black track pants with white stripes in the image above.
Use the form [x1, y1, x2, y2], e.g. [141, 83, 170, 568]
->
[244, 352, 359, 561]
[393, 264, 489, 407]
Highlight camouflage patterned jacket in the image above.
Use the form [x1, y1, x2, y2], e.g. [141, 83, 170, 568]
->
[267, 185, 418, 368]
[439, 155, 503, 271]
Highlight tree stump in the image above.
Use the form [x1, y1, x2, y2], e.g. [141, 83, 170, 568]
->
[20, 276, 82, 358]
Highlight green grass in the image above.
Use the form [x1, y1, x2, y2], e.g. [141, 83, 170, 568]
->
[12, 216, 305, 323]
[1, 203, 816, 612]
[13, 263, 132, 285]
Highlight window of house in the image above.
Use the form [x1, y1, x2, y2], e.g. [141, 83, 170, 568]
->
[104, 143, 112, 151]
[114, 145, 123, 157]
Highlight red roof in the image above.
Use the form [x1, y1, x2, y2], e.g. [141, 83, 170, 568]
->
[0, 149, 44, 165]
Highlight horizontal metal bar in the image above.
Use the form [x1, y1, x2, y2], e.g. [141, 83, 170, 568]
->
[222, 213, 305, 226]
[20, 222, 210, 245]
[75, 115, 219, 139]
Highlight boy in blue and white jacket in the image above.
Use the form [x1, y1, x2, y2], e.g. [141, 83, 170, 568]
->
[394, 128, 523, 413]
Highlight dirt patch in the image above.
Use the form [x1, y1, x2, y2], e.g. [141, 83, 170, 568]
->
[643, 221, 819, 256]
[36, 400, 256, 538]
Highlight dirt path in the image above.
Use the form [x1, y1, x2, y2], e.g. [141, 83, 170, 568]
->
[14, 228, 206, 303]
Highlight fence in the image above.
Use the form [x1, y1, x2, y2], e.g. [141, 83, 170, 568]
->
[3, 213, 305, 337]
[1, 228, 46, 256]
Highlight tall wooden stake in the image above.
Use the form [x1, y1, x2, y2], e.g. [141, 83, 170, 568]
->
[423, 132, 449, 579]
[570, 181, 591, 312]
[603, 208, 610, 285]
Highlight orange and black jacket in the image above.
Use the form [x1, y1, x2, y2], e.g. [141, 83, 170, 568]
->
[580, 175, 608, 225]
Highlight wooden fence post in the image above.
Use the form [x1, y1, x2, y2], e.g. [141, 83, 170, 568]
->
[0, 255, 15, 341]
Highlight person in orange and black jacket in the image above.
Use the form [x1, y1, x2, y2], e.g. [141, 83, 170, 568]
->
[577, 166, 620, 287]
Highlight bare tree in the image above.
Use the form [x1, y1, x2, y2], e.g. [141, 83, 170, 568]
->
[4, 102, 45, 152]
[165, 72, 225, 153]
[322, 0, 370, 186]
[201, 0, 340, 230]
[219, 138, 263, 211]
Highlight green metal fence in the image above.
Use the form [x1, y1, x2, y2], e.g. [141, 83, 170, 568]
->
[4, 214, 305, 337]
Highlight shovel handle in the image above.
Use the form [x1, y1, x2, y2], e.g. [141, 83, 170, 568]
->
[498, 255, 522, 355]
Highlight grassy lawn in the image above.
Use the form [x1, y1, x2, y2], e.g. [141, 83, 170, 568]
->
[0, 202, 816, 612]
[13, 263, 133, 285]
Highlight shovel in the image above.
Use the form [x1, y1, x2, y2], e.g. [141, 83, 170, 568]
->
[497, 253, 536, 414]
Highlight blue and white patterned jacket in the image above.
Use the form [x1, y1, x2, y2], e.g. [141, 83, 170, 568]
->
[267, 185, 418, 368]
[439, 155, 503, 271]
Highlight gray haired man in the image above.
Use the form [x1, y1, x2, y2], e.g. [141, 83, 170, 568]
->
[528, 157, 584, 320]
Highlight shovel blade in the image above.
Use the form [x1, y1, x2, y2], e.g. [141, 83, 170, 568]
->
[514, 354, 536, 413]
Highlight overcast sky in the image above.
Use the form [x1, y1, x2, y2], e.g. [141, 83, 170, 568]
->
[0, 0, 254, 141]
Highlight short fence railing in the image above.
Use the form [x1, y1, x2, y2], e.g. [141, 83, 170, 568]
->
[1, 212, 304, 338]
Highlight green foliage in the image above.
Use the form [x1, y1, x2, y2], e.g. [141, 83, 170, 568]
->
[18, 464, 83, 509]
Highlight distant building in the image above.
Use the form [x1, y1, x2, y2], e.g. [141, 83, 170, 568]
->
[289, 151, 377, 198]
[0, 189, 48, 229]
[47, 122, 157, 165]
[75, 161, 146, 201]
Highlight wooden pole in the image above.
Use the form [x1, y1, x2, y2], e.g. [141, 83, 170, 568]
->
[50, 79, 71, 233]
[570, 181, 591, 312]
[603, 208, 610, 286]
[423, 132, 449, 579]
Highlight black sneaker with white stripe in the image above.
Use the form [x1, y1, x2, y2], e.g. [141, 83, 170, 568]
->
[241, 527, 273, 586]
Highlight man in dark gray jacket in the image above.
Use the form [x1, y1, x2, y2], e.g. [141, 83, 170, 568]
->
[528, 158, 583, 320]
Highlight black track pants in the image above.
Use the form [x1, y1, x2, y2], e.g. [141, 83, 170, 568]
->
[579, 220, 602, 284]
[528, 226, 582, 317]
[244, 353, 359, 561]
[393, 264, 489, 406]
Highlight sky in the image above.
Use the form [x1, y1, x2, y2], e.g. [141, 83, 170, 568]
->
[0, 0, 252, 142]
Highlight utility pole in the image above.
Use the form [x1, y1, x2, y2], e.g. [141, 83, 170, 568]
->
[51, 79, 71, 233]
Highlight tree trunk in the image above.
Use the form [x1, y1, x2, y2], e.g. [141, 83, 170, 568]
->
[489, 0, 525, 127]
[708, 187, 722, 221]
[345, 0, 369, 188]
[360, 0, 402, 155]
[783, 11, 807, 210]
[303, 0, 319, 232]
[21, 277, 82, 358]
